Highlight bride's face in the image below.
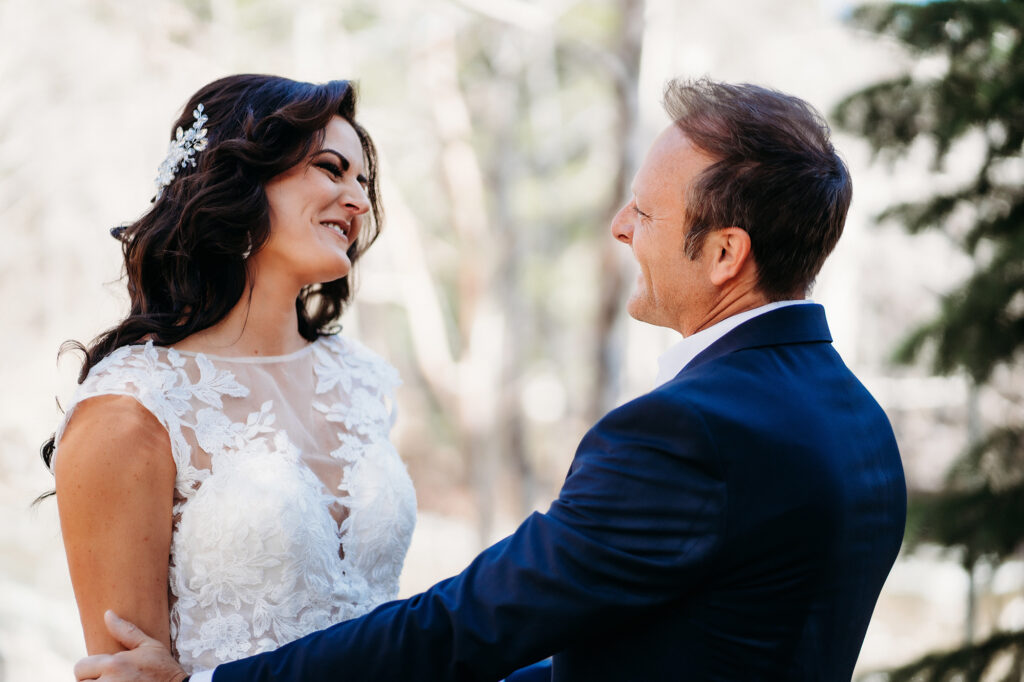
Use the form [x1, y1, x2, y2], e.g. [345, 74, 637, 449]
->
[253, 116, 371, 289]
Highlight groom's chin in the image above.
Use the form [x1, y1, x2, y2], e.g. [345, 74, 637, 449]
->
[625, 293, 655, 326]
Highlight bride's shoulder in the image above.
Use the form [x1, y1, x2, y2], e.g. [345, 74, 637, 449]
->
[53, 385, 176, 475]
[57, 393, 171, 458]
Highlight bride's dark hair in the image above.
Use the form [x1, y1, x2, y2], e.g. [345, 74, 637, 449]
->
[39, 74, 383, 470]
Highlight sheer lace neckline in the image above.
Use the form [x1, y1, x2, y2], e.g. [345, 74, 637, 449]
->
[163, 339, 318, 364]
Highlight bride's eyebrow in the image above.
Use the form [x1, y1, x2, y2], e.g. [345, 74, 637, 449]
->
[316, 149, 368, 184]
[316, 149, 351, 171]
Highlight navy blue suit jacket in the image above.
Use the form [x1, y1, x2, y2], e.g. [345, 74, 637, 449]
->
[215, 304, 906, 681]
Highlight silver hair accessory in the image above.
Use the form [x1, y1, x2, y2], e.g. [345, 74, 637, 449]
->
[154, 104, 209, 199]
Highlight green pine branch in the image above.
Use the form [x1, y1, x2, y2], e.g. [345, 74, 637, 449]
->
[892, 236, 1024, 381]
[905, 479, 1024, 563]
[835, 2, 1024, 675]
[835, 0, 1024, 380]
[902, 427, 1024, 561]
[861, 629, 1024, 682]
[836, 1, 1024, 168]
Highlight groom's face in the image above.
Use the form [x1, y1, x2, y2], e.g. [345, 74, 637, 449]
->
[611, 125, 717, 335]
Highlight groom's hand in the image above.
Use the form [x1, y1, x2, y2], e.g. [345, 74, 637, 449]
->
[73, 610, 188, 682]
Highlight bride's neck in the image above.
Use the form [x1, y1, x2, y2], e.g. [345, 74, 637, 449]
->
[175, 268, 307, 358]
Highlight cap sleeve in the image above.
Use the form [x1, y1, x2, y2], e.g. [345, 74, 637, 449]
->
[52, 343, 195, 482]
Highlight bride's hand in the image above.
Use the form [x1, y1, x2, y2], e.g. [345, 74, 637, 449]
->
[73, 610, 188, 682]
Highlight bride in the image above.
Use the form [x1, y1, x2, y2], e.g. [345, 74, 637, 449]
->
[43, 74, 416, 674]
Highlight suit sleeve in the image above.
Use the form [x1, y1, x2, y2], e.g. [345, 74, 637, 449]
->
[214, 389, 727, 682]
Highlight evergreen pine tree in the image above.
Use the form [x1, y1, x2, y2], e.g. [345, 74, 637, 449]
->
[833, 1, 1024, 678]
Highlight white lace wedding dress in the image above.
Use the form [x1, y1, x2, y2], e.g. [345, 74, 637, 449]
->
[53, 334, 417, 673]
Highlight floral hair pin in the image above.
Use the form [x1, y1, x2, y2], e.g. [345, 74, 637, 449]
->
[153, 103, 209, 200]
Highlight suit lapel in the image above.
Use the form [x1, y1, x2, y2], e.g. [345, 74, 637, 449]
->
[683, 303, 833, 373]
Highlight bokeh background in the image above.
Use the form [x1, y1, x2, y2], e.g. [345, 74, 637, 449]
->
[1, 0, 1021, 679]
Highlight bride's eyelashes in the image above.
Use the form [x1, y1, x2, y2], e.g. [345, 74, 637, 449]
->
[314, 150, 370, 188]
[315, 160, 345, 179]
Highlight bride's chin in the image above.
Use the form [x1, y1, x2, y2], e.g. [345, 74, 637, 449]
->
[323, 262, 352, 283]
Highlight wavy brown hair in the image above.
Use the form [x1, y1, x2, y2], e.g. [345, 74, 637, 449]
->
[39, 74, 383, 470]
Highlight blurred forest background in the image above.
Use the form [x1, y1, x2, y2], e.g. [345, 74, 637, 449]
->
[0, 0, 1020, 679]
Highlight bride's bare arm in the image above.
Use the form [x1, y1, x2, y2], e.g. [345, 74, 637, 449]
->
[54, 395, 176, 654]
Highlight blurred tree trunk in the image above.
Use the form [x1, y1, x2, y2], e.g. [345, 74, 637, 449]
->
[414, 21, 503, 547]
[399, 1, 648, 544]
[489, 32, 535, 522]
[590, 0, 644, 421]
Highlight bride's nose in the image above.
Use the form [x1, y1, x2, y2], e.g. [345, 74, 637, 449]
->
[342, 185, 370, 216]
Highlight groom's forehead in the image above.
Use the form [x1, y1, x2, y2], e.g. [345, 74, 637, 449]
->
[635, 127, 714, 195]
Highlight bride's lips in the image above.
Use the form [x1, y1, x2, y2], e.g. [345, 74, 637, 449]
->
[320, 219, 353, 245]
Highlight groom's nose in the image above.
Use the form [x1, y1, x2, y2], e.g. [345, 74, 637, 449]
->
[611, 202, 634, 244]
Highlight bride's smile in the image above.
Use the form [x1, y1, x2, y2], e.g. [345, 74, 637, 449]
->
[257, 116, 371, 293]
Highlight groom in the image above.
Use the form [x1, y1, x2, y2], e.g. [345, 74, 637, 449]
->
[77, 78, 906, 681]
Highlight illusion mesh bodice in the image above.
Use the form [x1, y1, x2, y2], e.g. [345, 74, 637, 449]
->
[54, 335, 417, 673]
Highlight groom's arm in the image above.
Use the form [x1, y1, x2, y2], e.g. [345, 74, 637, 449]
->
[214, 389, 726, 682]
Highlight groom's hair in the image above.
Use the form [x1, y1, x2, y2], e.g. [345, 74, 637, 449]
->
[663, 78, 852, 300]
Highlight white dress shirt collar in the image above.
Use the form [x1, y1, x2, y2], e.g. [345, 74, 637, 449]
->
[654, 300, 813, 386]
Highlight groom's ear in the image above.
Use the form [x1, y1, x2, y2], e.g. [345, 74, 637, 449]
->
[706, 227, 754, 287]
